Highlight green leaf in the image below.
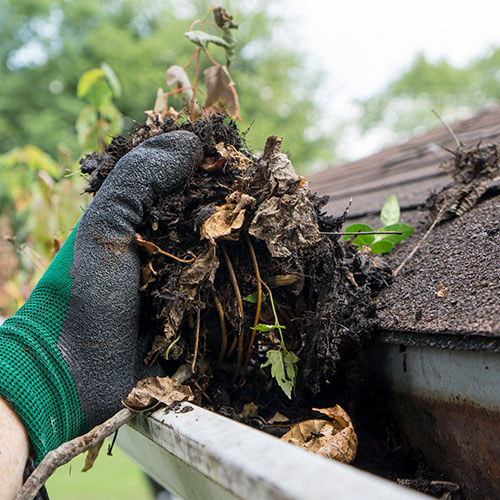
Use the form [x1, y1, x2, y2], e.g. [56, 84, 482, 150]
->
[184, 30, 231, 49]
[380, 195, 400, 226]
[243, 291, 266, 303]
[370, 240, 394, 254]
[261, 349, 299, 399]
[77, 68, 105, 98]
[253, 323, 286, 332]
[343, 223, 375, 247]
[85, 79, 113, 108]
[100, 62, 121, 97]
[377, 223, 415, 244]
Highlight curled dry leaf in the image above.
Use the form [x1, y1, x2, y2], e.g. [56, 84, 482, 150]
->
[123, 376, 194, 412]
[82, 441, 104, 472]
[140, 261, 157, 291]
[436, 283, 448, 297]
[280, 405, 358, 464]
[204, 65, 241, 121]
[166, 65, 194, 103]
[200, 203, 246, 244]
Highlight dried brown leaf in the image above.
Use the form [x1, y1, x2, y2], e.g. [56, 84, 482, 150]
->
[166, 65, 193, 100]
[268, 411, 289, 424]
[241, 402, 259, 418]
[436, 283, 448, 297]
[82, 441, 104, 472]
[123, 376, 194, 412]
[200, 203, 246, 244]
[280, 405, 358, 464]
[201, 156, 226, 172]
[140, 261, 157, 291]
[204, 65, 241, 121]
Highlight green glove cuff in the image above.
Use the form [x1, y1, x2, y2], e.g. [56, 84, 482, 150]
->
[0, 224, 88, 463]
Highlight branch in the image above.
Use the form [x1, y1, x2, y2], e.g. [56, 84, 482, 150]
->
[15, 409, 135, 500]
[393, 206, 446, 277]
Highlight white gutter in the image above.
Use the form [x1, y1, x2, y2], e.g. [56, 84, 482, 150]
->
[117, 402, 429, 500]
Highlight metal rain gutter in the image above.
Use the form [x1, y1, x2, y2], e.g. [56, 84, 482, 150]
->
[370, 339, 500, 499]
[117, 402, 429, 500]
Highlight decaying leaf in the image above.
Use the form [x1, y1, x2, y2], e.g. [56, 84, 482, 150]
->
[145, 248, 220, 363]
[280, 405, 358, 464]
[215, 142, 251, 169]
[204, 65, 241, 120]
[201, 156, 226, 172]
[241, 402, 259, 418]
[123, 376, 194, 412]
[82, 441, 104, 472]
[248, 136, 321, 258]
[200, 203, 246, 244]
[249, 189, 322, 258]
[268, 411, 289, 424]
[140, 261, 157, 291]
[166, 65, 194, 103]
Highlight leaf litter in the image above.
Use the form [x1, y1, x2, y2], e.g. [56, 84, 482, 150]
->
[82, 113, 459, 486]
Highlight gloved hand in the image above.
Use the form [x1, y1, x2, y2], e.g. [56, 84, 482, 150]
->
[0, 131, 203, 464]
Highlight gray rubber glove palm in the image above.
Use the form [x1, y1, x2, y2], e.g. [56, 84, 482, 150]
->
[0, 130, 203, 463]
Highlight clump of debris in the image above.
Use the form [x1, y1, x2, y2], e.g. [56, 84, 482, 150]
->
[81, 114, 468, 499]
[81, 114, 391, 414]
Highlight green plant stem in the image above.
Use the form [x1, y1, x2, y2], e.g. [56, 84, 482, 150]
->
[261, 281, 285, 347]
[165, 335, 181, 360]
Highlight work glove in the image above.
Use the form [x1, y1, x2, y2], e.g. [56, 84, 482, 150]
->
[0, 131, 203, 464]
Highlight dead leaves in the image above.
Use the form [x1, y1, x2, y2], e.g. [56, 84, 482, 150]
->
[200, 192, 256, 245]
[123, 376, 194, 412]
[281, 405, 358, 464]
[248, 136, 321, 258]
[204, 65, 241, 121]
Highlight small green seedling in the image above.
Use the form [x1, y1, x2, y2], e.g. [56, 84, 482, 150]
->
[344, 195, 414, 254]
[245, 288, 298, 399]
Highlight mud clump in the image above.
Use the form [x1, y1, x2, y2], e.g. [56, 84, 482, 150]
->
[80, 114, 391, 416]
[426, 142, 500, 221]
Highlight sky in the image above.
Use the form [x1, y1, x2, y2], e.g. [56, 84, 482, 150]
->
[282, 0, 500, 160]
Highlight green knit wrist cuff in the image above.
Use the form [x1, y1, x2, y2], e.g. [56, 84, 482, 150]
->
[0, 226, 88, 463]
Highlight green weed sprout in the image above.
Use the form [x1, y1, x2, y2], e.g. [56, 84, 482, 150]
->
[344, 195, 414, 254]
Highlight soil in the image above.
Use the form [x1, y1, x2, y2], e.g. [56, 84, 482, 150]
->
[80, 114, 462, 498]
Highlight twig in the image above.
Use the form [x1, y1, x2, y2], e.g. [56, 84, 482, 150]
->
[321, 231, 403, 236]
[190, 48, 201, 116]
[240, 234, 262, 381]
[432, 108, 462, 148]
[15, 409, 134, 500]
[393, 206, 445, 277]
[212, 286, 228, 367]
[191, 307, 201, 372]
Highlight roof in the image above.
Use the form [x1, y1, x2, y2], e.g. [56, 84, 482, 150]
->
[309, 106, 500, 220]
[308, 106, 500, 346]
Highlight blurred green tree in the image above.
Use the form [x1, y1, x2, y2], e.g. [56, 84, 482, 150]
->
[358, 50, 500, 140]
[0, 0, 336, 171]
